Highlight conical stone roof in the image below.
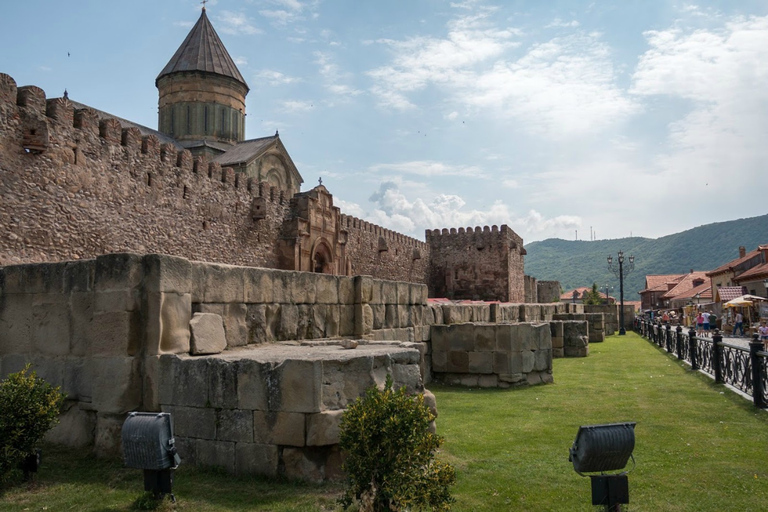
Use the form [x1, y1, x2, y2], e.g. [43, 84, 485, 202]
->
[157, 9, 248, 89]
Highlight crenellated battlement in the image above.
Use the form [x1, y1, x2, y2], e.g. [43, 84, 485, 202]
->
[0, 73, 291, 206]
[0, 72, 427, 284]
[426, 223, 526, 302]
[425, 224, 523, 250]
[0, 73, 295, 268]
[340, 213, 428, 249]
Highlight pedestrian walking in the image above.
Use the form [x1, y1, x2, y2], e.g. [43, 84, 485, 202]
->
[696, 311, 705, 336]
[759, 321, 768, 350]
[702, 311, 711, 337]
[732, 311, 744, 337]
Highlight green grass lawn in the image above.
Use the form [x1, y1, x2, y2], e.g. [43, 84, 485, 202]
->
[2, 332, 768, 511]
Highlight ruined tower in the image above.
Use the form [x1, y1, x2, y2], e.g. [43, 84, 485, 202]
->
[156, 7, 249, 158]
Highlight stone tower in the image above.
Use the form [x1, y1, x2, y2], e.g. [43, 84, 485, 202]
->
[156, 7, 249, 158]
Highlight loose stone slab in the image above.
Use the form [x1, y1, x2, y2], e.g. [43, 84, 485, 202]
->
[190, 313, 227, 355]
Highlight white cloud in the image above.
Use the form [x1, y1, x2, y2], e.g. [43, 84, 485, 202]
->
[334, 198, 366, 218]
[280, 100, 314, 113]
[275, 0, 303, 11]
[502, 179, 519, 188]
[349, 181, 581, 241]
[545, 19, 580, 28]
[254, 69, 301, 85]
[217, 11, 262, 35]
[258, 0, 317, 26]
[315, 51, 362, 97]
[631, 15, 768, 193]
[368, 161, 486, 178]
[234, 56, 248, 66]
[367, 7, 637, 135]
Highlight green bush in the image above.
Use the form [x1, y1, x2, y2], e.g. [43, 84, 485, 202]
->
[0, 364, 65, 481]
[339, 376, 455, 511]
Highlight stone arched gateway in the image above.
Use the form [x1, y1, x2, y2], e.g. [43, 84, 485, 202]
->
[311, 238, 335, 274]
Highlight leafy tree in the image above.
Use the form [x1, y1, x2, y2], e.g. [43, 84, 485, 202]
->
[339, 376, 455, 511]
[583, 283, 603, 305]
[0, 365, 65, 482]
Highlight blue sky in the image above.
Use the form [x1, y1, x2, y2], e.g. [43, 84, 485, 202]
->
[2, 0, 767, 243]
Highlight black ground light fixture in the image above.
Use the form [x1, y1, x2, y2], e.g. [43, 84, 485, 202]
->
[569, 422, 636, 511]
[122, 412, 181, 502]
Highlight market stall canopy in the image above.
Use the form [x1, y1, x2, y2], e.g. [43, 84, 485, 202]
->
[724, 295, 767, 307]
[737, 294, 767, 301]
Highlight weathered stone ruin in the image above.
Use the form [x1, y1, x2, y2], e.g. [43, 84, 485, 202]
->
[0, 6, 627, 483]
[0, 253, 595, 480]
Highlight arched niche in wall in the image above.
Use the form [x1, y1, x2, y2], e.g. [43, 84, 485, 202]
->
[264, 168, 285, 190]
[260, 154, 290, 191]
[311, 238, 334, 274]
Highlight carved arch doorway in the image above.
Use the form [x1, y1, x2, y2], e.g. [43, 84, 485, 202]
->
[312, 239, 334, 274]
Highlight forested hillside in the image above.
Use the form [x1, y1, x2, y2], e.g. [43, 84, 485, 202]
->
[524, 214, 768, 299]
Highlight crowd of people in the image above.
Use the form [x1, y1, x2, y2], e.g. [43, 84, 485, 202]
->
[648, 308, 768, 350]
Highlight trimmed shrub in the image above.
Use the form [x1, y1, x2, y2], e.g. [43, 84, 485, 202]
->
[0, 364, 65, 481]
[339, 376, 455, 511]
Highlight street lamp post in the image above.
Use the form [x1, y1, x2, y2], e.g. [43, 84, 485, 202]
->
[603, 284, 614, 305]
[608, 251, 635, 335]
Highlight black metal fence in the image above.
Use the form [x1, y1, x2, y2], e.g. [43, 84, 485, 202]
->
[634, 318, 768, 409]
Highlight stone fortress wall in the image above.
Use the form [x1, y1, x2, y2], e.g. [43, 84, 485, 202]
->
[0, 253, 590, 480]
[536, 280, 562, 304]
[0, 253, 431, 480]
[0, 72, 615, 481]
[0, 74, 426, 285]
[340, 213, 429, 284]
[425, 225, 526, 302]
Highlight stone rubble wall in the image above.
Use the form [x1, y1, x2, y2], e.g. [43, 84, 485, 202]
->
[431, 323, 553, 387]
[536, 280, 562, 304]
[0, 253, 431, 474]
[425, 225, 525, 302]
[0, 73, 427, 285]
[549, 320, 589, 357]
[158, 343, 424, 481]
[584, 304, 619, 335]
[524, 275, 538, 303]
[340, 214, 430, 285]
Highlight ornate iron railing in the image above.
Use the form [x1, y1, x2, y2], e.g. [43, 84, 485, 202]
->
[636, 320, 767, 409]
[720, 343, 752, 396]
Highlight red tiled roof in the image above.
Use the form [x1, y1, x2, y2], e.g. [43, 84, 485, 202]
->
[639, 274, 685, 294]
[660, 271, 709, 300]
[716, 286, 748, 302]
[706, 248, 762, 276]
[734, 262, 768, 282]
[674, 282, 712, 300]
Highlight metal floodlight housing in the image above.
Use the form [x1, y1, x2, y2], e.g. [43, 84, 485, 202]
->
[122, 412, 181, 501]
[569, 422, 636, 475]
[122, 412, 179, 470]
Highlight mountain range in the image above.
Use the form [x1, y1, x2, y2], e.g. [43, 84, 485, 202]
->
[524, 214, 768, 301]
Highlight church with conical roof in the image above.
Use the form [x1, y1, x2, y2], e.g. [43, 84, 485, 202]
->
[0, 6, 529, 302]
[154, 7, 302, 195]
